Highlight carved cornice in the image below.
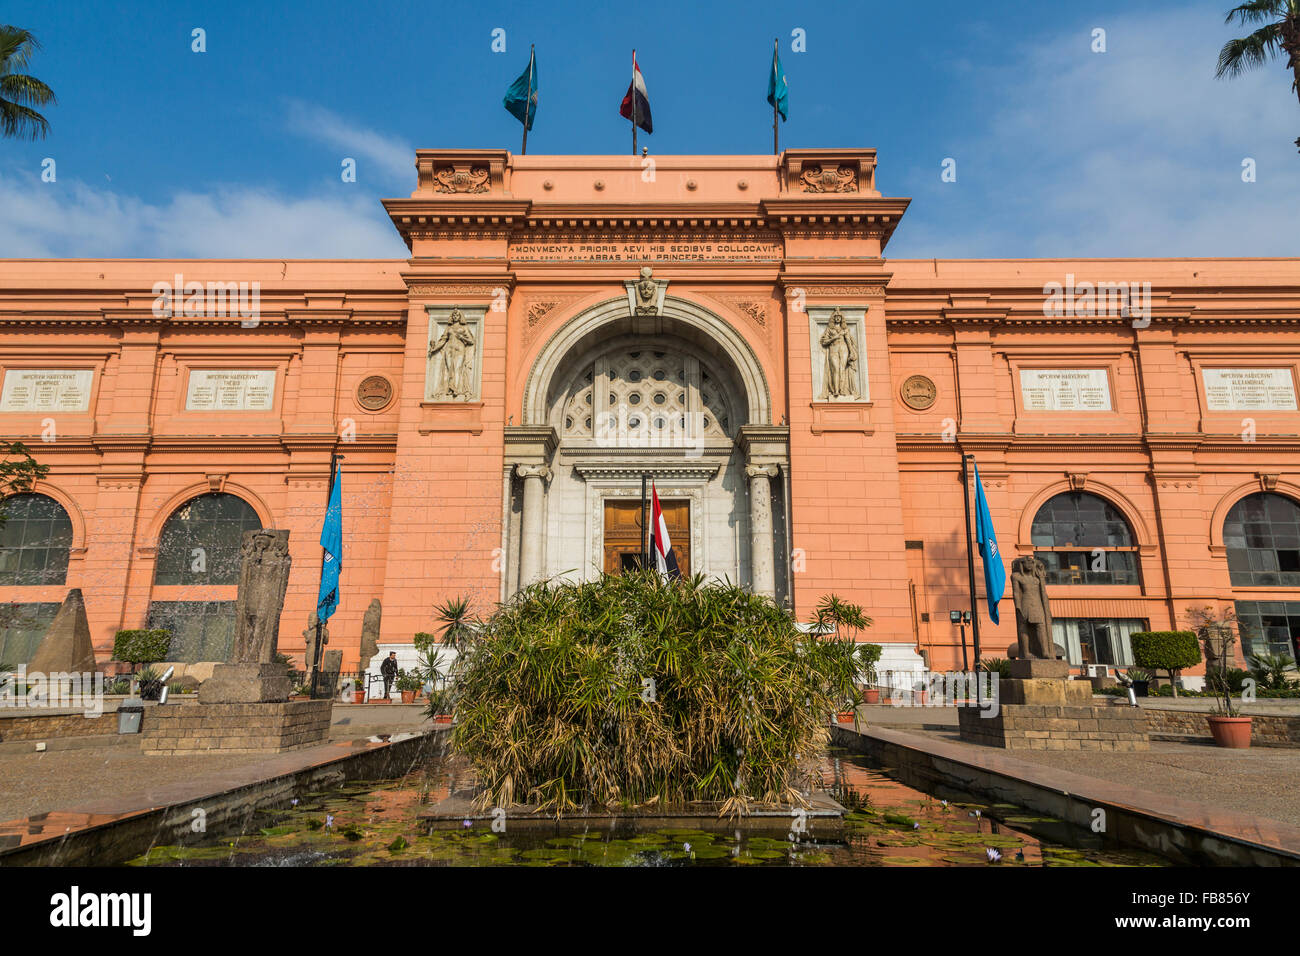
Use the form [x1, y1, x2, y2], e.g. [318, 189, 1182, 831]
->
[572, 461, 721, 482]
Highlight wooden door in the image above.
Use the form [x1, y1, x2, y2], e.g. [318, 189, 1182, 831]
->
[603, 499, 690, 576]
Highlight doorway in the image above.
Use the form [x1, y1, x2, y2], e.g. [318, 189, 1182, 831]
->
[603, 498, 690, 576]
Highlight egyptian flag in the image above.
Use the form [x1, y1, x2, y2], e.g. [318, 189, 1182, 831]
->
[619, 51, 653, 134]
[649, 482, 679, 579]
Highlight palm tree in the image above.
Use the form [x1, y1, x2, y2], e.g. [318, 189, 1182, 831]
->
[0, 25, 56, 140]
[1215, 2, 1300, 149]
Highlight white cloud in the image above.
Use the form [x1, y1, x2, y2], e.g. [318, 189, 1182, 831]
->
[283, 99, 413, 185]
[0, 168, 409, 258]
[890, 3, 1300, 258]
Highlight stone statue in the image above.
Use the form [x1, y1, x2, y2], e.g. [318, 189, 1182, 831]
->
[428, 308, 476, 400]
[634, 266, 658, 315]
[231, 529, 292, 663]
[819, 309, 859, 399]
[1011, 555, 1055, 659]
[303, 611, 329, 676]
[360, 599, 382, 666]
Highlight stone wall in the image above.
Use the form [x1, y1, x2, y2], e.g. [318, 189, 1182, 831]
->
[958, 704, 1149, 751]
[0, 710, 117, 741]
[141, 700, 331, 754]
[1143, 708, 1300, 747]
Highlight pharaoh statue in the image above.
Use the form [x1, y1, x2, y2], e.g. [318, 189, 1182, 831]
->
[1011, 555, 1055, 659]
[231, 529, 292, 663]
[428, 308, 476, 400]
[819, 308, 859, 399]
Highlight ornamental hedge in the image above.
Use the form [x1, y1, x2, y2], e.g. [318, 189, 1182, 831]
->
[112, 629, 172, 666]
[1130, 630, 1201, 698]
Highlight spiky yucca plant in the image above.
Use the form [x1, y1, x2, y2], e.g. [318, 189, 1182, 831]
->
[444, 571, 858, 815]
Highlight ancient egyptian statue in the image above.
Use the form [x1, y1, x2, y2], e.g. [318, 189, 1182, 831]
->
[231, 529, 292, 663]
[1011, 555, 1055, 659]
[634, 266, 658, 315]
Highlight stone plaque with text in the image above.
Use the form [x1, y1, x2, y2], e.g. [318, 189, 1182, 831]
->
[0, 369, 93, 412]
[1019, 368, 1111, 412]
[1202, 368, 1297, 411]
[186, 370, 276, 411]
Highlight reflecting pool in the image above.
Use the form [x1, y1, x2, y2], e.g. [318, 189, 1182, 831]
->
[127, 748, 1168, 867]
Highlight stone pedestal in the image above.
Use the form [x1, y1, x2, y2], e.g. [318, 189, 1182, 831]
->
[141, 700, 332, 755]
[199, 662, 292, 704]
[959, 671, 1149, 751]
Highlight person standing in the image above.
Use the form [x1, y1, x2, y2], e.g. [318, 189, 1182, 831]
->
[380, 652, 398, 700]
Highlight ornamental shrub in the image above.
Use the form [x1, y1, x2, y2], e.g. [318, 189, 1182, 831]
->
[111, 629, 172, 667]
[1130, 630, 1201, 698]
[445, 571, 858, 814]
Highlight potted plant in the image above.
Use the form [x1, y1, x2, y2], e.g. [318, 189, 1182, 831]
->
[352, 669, 367, 704]
[836, 687, 861, 724]
[1187, 606, 1252, 748]
[396, 668, 422, 704]
[290, 683, 311, 701]
[1122, 668, 1152, 697]
[857, 643, 882, 704]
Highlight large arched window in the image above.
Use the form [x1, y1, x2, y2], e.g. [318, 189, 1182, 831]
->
[1224, 492, 1300, 588]
[1030, 491, 1140, 585]
[153, 493, 262, 586]
[0, 493, 73, 586]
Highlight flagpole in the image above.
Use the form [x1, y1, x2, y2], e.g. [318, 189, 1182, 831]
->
[772, 38, 779, 156]
[312, 451, 339, 699]
[640, 472, 648, 571]
[521, 44, 534, 155]
[631, 49, 638, 157]
[961, 453, 983, 699]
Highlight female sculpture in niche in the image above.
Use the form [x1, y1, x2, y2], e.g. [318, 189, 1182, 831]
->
[819, 308, 859, 399]
[428, 308, 476, 400]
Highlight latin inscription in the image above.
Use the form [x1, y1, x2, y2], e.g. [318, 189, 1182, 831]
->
[1020, 368, 1112, 412]
[0, 369, 93, 412]
[509, 240, 782, 262]
[1202, 368, 1297, 411]
[185, 370, 276, 411]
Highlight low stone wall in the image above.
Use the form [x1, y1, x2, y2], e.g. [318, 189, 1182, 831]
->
[958, 703, 1149, 751]
[0, 710, 118, 742]
[142, 700, 332, 754]
[1143, 707, 1300, 747]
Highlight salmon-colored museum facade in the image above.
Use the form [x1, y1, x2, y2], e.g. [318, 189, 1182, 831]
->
[2, 147, 1299, 681]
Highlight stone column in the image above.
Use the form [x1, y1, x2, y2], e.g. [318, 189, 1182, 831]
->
[516, 464, 551, 586]
[746, 464, 780, 598]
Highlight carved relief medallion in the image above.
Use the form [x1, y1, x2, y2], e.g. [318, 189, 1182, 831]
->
[800, 164, 857, 193]
[900, 375, 937, 411]
[433, 166, 490, 193]
[356, 375, 394, 411]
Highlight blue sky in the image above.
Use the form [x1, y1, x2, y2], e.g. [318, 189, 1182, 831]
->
[2, 0, 1298, 258]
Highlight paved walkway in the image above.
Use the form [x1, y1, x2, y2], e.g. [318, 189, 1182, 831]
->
[915, 729, 1300, 828]
[0, 703, 430, 824]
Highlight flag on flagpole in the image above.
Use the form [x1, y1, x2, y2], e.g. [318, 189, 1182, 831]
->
[317, 460, 343, 622]
[649, 482, 679, 580]
[972, 462, 1005, 625]
[619, 51, 653, 134]
[503, 47, 538, 131]
[767, 45, 788, 121]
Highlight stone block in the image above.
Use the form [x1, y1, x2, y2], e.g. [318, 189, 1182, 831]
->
[1008, 659, 1071, 680]
[199, 662, 292, 704]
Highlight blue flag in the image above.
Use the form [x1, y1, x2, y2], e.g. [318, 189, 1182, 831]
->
[767, 46, 788, 121]
[317, 461, 342, 622]
[503, 48, 538, 131]
[973, 462, 1005, 625]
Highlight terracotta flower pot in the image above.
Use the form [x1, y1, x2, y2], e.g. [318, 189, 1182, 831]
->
[352, 690, 365, 704]
[433, 714, 453, 725]
[400, 690, 416, 704]
[837, 711, 856, 724]
[863, 689, 880, 704]
[1207, 715, 1252, 749]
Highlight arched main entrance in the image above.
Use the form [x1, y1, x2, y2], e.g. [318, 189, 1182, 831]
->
[505, 295, 788, 601]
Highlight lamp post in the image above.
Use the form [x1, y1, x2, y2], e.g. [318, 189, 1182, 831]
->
[949, 609, 971, 673]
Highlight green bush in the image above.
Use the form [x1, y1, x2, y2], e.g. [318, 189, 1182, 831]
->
[111, 629, 172, 666]
[413, 632, 439, 652]
[1131, 631, 1201, 698]
[1207, 667, 1251, 695]
[855, 643, 882, 684]
[445, 571, 859, 814]
[979, 657, 1012, 679]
